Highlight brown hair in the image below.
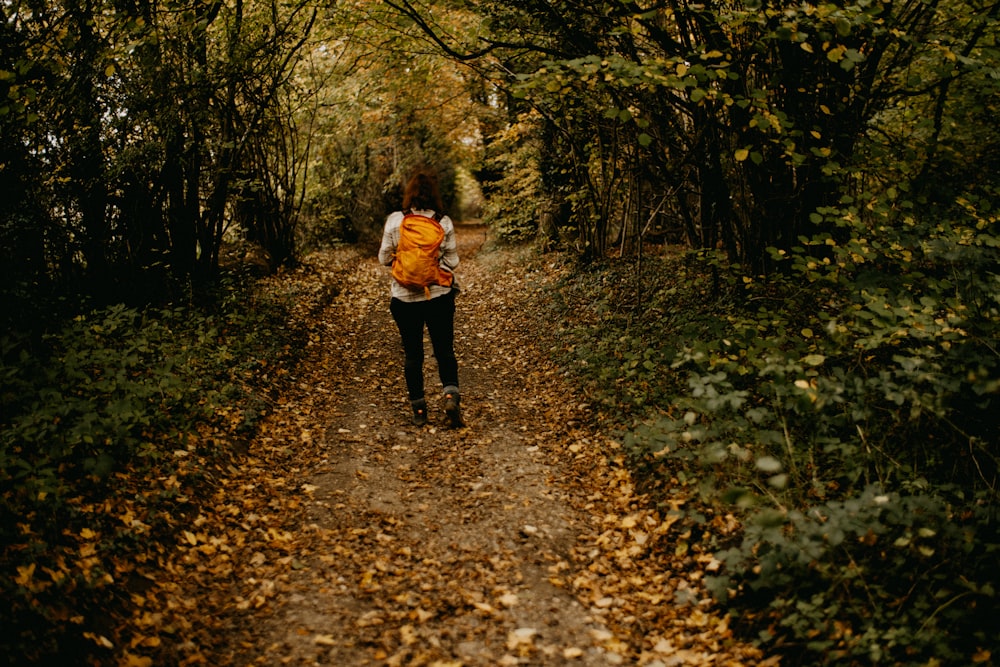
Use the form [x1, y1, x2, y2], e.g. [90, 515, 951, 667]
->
[402, 170, 444, 213]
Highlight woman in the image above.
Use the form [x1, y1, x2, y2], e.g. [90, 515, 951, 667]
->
[378, 171, 462, 427]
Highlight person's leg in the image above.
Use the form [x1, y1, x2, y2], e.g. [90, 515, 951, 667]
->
[425, 291, 458, 390]
[426, 291, 462, 426]
[390, 298, 427, 402]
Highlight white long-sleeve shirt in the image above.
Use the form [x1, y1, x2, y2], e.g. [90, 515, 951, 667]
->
[378, 209, 460, 302]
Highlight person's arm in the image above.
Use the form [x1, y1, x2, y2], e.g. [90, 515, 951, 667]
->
[378, 213, 401, 266]
[439, 216, 459, 272]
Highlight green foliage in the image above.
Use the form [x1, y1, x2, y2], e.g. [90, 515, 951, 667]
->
[417, 0, 1000, 270]
[546, 249, 701, 415]
[654, 194, 996, 663]
[0, 280, 299, 663]
[4, 306, 215, 487]
[1, 0, 316, 301]
[681, 195, 996, 490]
[706, 486, 999, 665]
[481, 113, 546, 244]
[549, 185, 999, 665]
[294, 3, 489, 249]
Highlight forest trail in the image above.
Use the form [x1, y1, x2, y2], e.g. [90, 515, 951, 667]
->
[162, 224, 767, 666]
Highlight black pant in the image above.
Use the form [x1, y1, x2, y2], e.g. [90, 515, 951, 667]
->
[389, 291, 459, 401]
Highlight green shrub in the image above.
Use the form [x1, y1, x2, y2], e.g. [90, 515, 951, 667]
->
[550, 187, 999, 665]
[545, 251, 706, 419]
[0, 279, 299, 663]
[706, 485, 998, 666]
[481, 115, 546, 244]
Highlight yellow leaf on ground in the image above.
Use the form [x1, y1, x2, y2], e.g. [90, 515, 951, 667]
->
[507, 627, 537, 650]
[15, 563, 36, 587]
[498, 593, 519, 607]
[399, 624, 418, 645]
[120, 652, 153, 667]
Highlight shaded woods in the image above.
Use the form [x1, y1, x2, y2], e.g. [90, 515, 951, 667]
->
[2, 0, 998, 664]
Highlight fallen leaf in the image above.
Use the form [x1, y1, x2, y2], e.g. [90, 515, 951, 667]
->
[498, 593, 519, 607]
[121, 652, 153, 667]
[507, 627, 537, 650]
[399, 624, 417, 645]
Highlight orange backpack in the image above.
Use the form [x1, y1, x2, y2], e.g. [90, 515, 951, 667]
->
[391, 211, 454, 296]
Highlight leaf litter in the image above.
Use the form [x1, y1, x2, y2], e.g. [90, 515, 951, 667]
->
[125, 224, 773, 666]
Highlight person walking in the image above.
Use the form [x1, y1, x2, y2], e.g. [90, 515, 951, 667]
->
[378, 170, 463, 427]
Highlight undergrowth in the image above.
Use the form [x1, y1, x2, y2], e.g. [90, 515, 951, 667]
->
[544, 189, 999, 666]
[0, 272, 305, 664]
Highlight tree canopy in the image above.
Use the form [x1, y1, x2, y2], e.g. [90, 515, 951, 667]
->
[3, 0, 996, 307]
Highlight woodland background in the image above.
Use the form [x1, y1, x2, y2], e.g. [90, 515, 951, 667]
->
[1, 0, 998, 664]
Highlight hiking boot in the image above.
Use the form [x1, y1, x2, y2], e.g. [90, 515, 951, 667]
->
[442, 391, 463, 428]
[411, 398, 428, 426]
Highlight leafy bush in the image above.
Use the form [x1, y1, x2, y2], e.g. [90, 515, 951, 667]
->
[0, 280, 300, 663]
[481, 113, 547, 244]
[706, 485, 999, 665]
[545, 249, 707, 418]
[548, 188, 999, 665]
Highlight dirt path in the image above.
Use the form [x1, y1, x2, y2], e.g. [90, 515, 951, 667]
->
[168, 224, 765, 666]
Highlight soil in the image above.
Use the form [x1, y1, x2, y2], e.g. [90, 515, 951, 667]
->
[174, 223, 769, 666]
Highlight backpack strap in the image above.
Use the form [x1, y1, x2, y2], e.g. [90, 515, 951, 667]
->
[402, 208, 443, 221]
